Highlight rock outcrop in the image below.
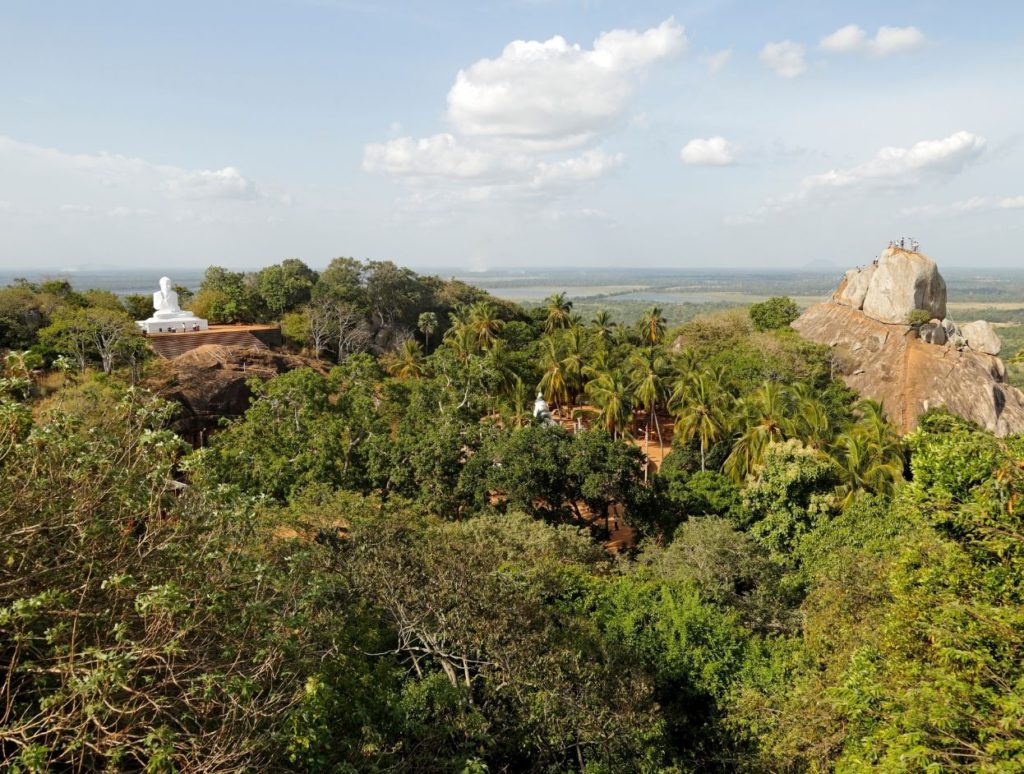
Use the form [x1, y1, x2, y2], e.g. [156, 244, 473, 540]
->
[845, 247, 947, 323]
[793, 249, 1024, 436]
[146, 345, 323, 445]
[960, 320, 1002, 356]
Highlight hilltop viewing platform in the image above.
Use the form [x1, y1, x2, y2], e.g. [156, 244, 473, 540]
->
[144, 324, 282, 359]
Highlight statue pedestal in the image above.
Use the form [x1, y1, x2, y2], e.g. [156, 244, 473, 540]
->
[137, 315, 209, 334]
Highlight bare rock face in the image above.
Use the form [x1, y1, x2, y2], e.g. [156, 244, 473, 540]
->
[793, 303, 1024, 436]
[834, 265, 877, 309]
[861, 248, 947, 324]
[960, 320, 1002, 356]
[146, 344, 323, 445]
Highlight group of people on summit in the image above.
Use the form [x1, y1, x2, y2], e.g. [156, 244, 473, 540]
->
[889, 237, 920, 253]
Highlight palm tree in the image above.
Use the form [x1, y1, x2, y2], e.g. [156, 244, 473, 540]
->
[468, 301, 503, 351]
[444, 307, 476, 361]
[560, 324, 588, 408]
[584, 368, 633, 440]
[789, 382, 834, 450]
[724, 381, 792, 482]
[830, 399, 904, 508]
[537, 336, 568, 411]
[544, 292, 573, 334]
[670, 371, 731, 471]
[590, 310, 614, 349]
[638, 306, 667, 346]
[628, 346, 669, 453]
[417, 311, 439, 352]
[384, 339, 426, 380]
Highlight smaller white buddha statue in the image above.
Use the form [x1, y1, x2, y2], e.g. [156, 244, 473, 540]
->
[136, 276, 208, 334]
[533, 391, 556, 426]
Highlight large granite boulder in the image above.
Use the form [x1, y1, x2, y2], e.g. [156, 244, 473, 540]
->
[792, 302, 1024, 436]
[833, 265, 876, 309]
[146, 344, 324, 445]
[960, 320, 1002, 356]
[861, 248, 947, 324]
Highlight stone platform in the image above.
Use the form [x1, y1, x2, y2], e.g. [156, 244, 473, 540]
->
[145, 325, 282, 359]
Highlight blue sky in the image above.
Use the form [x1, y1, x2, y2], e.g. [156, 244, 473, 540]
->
[1, 0, 1022, 271]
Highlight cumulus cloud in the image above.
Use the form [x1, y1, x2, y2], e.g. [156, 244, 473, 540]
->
[362, 133, 529, 181]
[680, 137, 735, 166]
[819, 24, 925, 57]
[161, 166, 259, 200]
[732, 131, 986, 223]
[819, 24, 868, 53]
[364, 19, 682, 209]
[446, 18, 687, 146]
[700, 48, 732, 75]
[800, 131, 985, 194]
[759, 41, 806, 78]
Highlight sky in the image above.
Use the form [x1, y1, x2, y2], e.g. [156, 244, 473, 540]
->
[1, 0, 1022, 272]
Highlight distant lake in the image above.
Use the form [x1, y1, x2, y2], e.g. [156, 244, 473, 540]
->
[0, 270, 207, 296]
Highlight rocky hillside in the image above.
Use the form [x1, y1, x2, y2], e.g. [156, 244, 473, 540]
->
[146, 344, 323, 445]
[793, 247, 1024, 435]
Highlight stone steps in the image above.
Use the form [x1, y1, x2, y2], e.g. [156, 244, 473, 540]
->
[147, 329, 270, 359]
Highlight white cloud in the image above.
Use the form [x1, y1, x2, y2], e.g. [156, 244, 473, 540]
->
[680, 137, 735, 166]
[364, 19, 682, 210]
[759, 41, 806, 78]
[362, 133, 529, 181]
[820, 24, 868, 53]
[161, 166, 258, 200]
[0, 135, 261, 203]
[107, 206, 155, 218]
[700, 48, 732, 75]
[819, 24, 925, 57]
[0, 200, 11, 210]
[733, 131, 986, 223]
[530, 149, 624, 187]
[871, 26, 925, 56]
[446, 18, 686, 146]
[800, 131, 985, 194]
[901, 194, 1024, 217]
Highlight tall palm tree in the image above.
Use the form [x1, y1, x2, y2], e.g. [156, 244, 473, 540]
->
[443, 307, 476, 361]
[628, 346, 669, 453]
[468, 301, 504, 351]
[724, 381, 792, 482]
[560, 324, 588, 408]
[590, 310, 614, 349]
[537, 336, 568, 411]
[417, 311, 439, 352]
[639, 306, 667, 346]
[584, 368, 633, 439]
[544, 292, 573, 334]
[789, 381, 834, 450]
[830, 399, 904, 508]
[670, 370, 731, 471]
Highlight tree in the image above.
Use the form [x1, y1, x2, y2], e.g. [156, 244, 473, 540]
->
[628, 346, 669, 454]
[193, 266, 262, 323]
[543, 292, 573, 334]
[590, 309, 614, 348]
[39, 306, 144, 373]
[584, 368, 632, 439]
[537, 336, 568, 411]
[418, 311, 439, 351]
[724, 381, 793, 482]
[468, 301, 503, 351]
[383, 338, 426, 380]
[256, 258, 317, 317]
[639, 306, 667, 346]
[670, 370, 731, 471]
[749, 296, 800, 331]
[121, 293, 154, 320]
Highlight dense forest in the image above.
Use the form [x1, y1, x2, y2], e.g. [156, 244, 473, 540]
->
[2, 259, 1023, 772]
